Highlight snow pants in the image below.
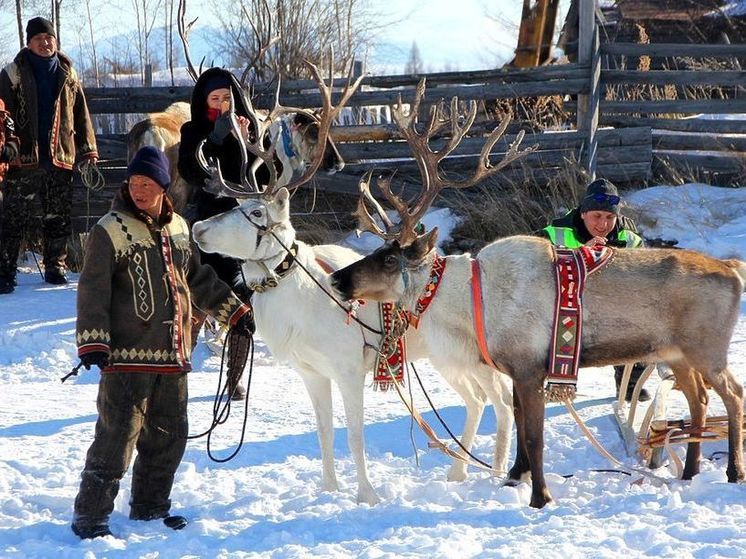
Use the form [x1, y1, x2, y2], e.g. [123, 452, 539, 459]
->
[72, 372, 188, 529]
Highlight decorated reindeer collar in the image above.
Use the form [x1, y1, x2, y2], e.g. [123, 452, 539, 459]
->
[405, 253, 447, 329]
[248, 242, 299, 293]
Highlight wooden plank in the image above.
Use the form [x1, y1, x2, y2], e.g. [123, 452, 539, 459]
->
[600, 43, 746, 58]
[280, 63, 590, 91]
[653, 151, 746, 174]
[599, 115, 746, 134]
[252, 79, 589, 111]
[593, 98, 746, 115]
[337, 128, 650, 162]
[602, 70, 746, 87]
[653, 132, 746, 152]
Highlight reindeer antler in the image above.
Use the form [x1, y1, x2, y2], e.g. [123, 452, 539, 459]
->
[273, 57, 363, 195]
[196, 54, 362, 200]
[356, 79, 536, 246]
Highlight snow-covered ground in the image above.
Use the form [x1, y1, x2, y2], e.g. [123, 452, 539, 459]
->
[1, 184, 745, 558]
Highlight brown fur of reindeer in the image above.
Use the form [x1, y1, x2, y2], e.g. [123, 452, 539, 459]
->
[127, 102, 192, 212]
[331, 80, 746, 509]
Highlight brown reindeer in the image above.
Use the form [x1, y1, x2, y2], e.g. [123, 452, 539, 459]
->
[127, 102, 192, 211]
[329, 82, 746, 508]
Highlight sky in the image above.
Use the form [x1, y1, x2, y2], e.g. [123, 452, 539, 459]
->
[1, 182, 746, 557]
[0, 1, 572, 73]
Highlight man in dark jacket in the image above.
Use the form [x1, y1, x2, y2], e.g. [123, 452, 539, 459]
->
[72, 146, 254, 540]
[0, 16, 98, 293]
[537, 178, 651, 402]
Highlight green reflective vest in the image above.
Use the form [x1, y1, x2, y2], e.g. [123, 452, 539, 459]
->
[543, 225, 643, 249]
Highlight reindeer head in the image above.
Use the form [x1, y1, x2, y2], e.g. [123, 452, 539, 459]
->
[287, 112, 345, 175]
[192, 187, 292, 262]
[331, 227, 439, 302]
[331, 78, 535, 302]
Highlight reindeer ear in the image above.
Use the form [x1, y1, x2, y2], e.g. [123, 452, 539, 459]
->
[423, 227, 439, 254]
[275, 187, 290, 206]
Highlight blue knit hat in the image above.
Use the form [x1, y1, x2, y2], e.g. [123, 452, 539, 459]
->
[580, 178, 620, 215]
[127, 146, 170, 189]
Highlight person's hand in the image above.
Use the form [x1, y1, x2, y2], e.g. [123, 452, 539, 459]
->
[585, 236, 607, 247]
[81, 351, 109, 370]
[208, 112, 234, 146]
[236, 115, 251, 142]
[234, 309, 255, 336]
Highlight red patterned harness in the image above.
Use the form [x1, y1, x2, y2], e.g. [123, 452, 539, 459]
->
[545, 245, 614, 401]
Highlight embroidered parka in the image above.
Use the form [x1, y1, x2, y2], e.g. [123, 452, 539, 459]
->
[76, 189, 251, 373]
[0, 49, 98, 170]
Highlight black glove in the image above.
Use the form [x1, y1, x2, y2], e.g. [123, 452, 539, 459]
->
[81, 351, 109, 370]
[207, 112, 234, 146]
[234, 310, 256, 336]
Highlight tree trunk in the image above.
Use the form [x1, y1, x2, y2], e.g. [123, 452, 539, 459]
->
[15, 0, 23, 50]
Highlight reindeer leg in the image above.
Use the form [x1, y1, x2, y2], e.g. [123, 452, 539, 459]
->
[701, 366, 745, 483]
[337, 377, 380, 505]
[514, 375, 552, 508]
[440, 370, 487, 482]
[669, 364, 708, 479]
[473, 366, 514, 477]
[297, 372, 339, 493]
[506, 386, 530, 485]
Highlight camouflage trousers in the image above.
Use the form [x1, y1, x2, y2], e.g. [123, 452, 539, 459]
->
[0, 167, 73, 279]
[72, 372, 189, 529]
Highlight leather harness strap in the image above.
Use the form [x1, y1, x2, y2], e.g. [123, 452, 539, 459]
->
[470, 259, 500, 371]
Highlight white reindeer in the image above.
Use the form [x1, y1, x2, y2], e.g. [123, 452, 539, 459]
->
[191, 79, 515, 505]
[330, 83, 746, 509]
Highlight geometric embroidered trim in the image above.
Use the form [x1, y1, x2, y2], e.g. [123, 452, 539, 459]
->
[76, 328, 111, 344]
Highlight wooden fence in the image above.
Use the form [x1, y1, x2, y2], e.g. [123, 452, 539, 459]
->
[71, 11, 746, 231]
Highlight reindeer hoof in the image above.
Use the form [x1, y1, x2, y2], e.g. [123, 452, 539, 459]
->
[529, 488, 553, 509]
[447, 466, 468, 482]
[357, 491, 381, 506]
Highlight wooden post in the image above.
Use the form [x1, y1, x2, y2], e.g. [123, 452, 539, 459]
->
[576, 0, 598, 178]
[144, 63, 153, 87]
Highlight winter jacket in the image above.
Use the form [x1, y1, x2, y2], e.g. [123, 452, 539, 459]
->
[537, 208, 644, 248]
[0, 48, 97, 170]
[76, 187, 251, 373]
[177, 67, 258, 222]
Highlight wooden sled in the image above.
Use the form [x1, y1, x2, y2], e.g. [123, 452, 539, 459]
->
[613, 363, 744, 475]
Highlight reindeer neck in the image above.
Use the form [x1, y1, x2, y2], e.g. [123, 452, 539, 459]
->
[239, 238, 313, 293]
[402, 252, 471, 313]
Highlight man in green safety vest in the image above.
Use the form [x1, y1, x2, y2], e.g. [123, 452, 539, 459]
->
[537, 178, 650, 402]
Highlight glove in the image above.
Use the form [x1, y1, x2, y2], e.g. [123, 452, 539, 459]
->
[207, 112, 234, 146]
[234, 310, 256, 336]
[81, 351, 109, 370]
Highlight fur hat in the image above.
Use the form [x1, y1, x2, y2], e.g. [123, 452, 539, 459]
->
[201, 73, 232, 94]
[580, 178, 620, 215]
[26, 17, 56, 44]
[127, 146, 170, 190]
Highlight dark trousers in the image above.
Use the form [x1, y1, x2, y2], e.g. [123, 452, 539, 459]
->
[73, 372, 188, 528]
[0, 167, 73, 279]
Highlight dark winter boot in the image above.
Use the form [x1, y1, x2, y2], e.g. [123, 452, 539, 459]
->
[44, 267, 68, 285]
[42, 236, 68, 285]
[0, 274, 14, 294]
[614, 364, 651, 402]
[226, 326, 250, 400]
[71, 523, 113, 539]
[130, 509, 188, 530]
[0, 261, 16, 294]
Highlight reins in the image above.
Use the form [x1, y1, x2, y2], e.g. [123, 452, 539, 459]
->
[238, 210, 382, 335]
